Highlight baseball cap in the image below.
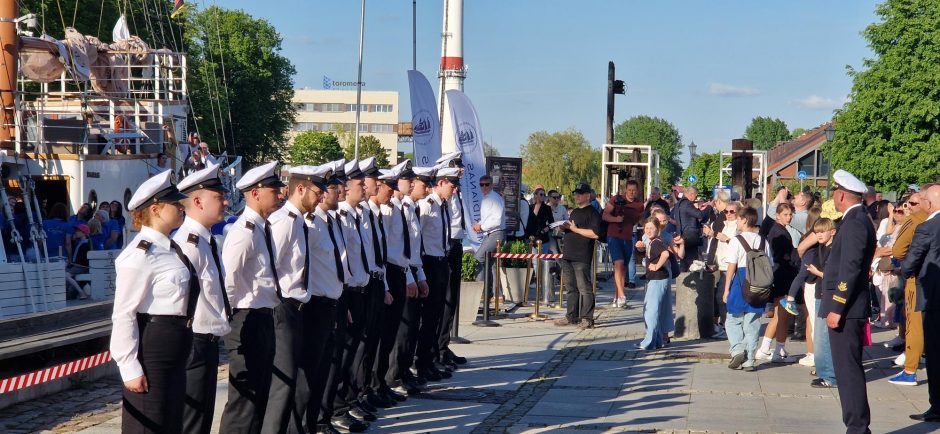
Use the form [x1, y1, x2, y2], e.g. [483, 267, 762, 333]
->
[572, 182, 592, 194]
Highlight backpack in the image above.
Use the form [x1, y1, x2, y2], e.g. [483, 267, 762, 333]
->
[736, 234, 774, 307]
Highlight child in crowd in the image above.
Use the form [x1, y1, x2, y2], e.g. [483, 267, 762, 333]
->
[88, 219, 105, 250]
[636, 217, 672, 350]
[723, 207, 770, 372]
[807, 218, 838, 388]
[65, 224, 91, 300]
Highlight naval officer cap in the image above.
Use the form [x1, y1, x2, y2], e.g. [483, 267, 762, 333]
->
[412, 166, 436, 183]
[177, 161, 228, 194]
[344, 159, 365, 180]
[289, 165, 330, 190]
[359, 157, 380, 177]
[236, 161, 287, 192]
[436, 151, 463, 168]
[378, 168, 399, 189]
[326, 159, 347, 185]
[832, 169, 867, 196]
[390, 159, 415, 179]
[435, 167, 461, 183]
[128, 169, 188, 211]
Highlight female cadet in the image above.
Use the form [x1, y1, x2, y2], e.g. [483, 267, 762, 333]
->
[110, 170, 193, 433]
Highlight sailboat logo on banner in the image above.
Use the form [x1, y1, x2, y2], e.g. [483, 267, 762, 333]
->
[457, 122, 478, 152]
[413, 111, 434, 141]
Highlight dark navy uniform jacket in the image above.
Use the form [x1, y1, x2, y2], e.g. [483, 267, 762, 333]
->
[819, 204, 876, 320]
[901, 214, 940, 312]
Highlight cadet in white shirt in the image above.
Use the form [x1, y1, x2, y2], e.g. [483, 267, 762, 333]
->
[435, 152, 470, 368]
[263, 164, 326, 434]
[173, 162, 232, 434]
[109, 170, 190, 433]
[415, 167, 460, 381]
[218, 162, 285, 434]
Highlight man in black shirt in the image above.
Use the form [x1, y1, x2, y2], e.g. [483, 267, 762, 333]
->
[554, 182, 601, 329]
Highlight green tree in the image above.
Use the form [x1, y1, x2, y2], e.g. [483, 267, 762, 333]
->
[185, 6, 296, 167]
[614, 116, 683, 185]
[483, 141, 500, 157]
[290, 131, 342, 165]
[520, 129, 601, 195]
[743, 116, 790, 150]
[790, 127, 808, 139]
[343, 135, 391, 168]
[830, 0, 940, 191]
[680, 152, 722, 199]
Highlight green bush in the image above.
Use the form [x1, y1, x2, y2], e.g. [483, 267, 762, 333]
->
[461, 251, 477, 282]
[499, 240, 532, 268]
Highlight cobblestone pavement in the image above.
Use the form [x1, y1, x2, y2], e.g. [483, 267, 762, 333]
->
[1, 274, 935, 433]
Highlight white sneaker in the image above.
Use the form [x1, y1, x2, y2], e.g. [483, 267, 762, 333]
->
[798, 354, 815, 367]
[894, 353, 907, 367]
[883, 336, 904, 348]
[610, 298, 621, 308]
[776, 347, 790, 359]
[756, 349, 773, 360]
[619, 296, 629, 309]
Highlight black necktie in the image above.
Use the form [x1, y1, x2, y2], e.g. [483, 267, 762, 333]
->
[209, 237, 232, 321]
[353, 213, 370, 272]
[326, 215, 346, 283]
[378, 209, 388, 263]
[441, 199, 450, 253]
[301, 219, 310, 292]
[169, 240, 202, 323]
[400, 205, 411, 259]
[415, 205, 425, 256]
[456, 189, 467, 232]
[262, 220, 285, 299]
[367, 207, 384, 266]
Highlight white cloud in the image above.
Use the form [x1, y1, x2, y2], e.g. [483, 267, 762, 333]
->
[707, 82, 759, 97]
[795, 95, 847, 110]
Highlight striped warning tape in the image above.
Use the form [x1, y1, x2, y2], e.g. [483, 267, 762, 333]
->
[0, 351, 112, 394]
[491, 253, 563, 259]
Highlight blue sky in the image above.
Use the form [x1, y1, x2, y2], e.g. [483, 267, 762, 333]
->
[219, 0, 880, 163]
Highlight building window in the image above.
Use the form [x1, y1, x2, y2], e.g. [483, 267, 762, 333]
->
[818, 151, 830, 177]
[798, 152, 816, 177]
[323, 103, 343, 113]
[371, 124, 393, 133]
[372, 104, 392, 113]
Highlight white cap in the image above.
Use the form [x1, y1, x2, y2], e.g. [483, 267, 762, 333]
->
[435, 167, 461, 182]
[128, 169, 187, 211]
[326, 159, 347, 184]
[344, 160, 364, 180]
[412, 166, 436, 183]
[832, 169, 867, 195]
[235, 161, 286, 191]
[289, 165, 330, 189]
[435, 151, 463, 167]
[359, 157, 380, 177]
[177, 161, 227, 194]
[389, 159, 414, 179]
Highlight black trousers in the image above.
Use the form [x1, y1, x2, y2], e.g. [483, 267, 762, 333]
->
[829, 318, 871, 434]
[291, 298, 336, 433]
[392, 289, 422, 380]
[378, 264, 408, 388]
[924, 310, 939, 412]
[416, 256, 448, 370]
[559, 259, 594, 323]
[122, 318, 192, 434]
[219, 308, 276, 434]
[262, 302, 303, 434]
[182, 334, 221, 434]
[355, 276, 386, 395]
[439, 242, 464, 358]
[331, 288, 367, 416]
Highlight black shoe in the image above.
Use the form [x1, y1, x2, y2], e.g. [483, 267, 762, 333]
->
[332, 413, 369, 432]
[728, 352, 746, 370]
[315, 423, 343, 434]
[366, 391, 394, 409]
[910, 411, 940, 422]
[432, 364, 453, 378]
[350, 405, 376, 422]
[891, 343, 905, 352]
[435, 360, 455, 373]
[418, 367, 443, 381]
[357, 397, 378, 414]
[445, 349, 468, 365]
[383, 387, 407, 402]
[810, 378, 835, 388]
[626, 282, 636, 289]
[407, 369, 429, 385]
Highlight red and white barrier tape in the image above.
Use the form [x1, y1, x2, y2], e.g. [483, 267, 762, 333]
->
[491, 252, 563, 260]
[0, 351, 112, 394]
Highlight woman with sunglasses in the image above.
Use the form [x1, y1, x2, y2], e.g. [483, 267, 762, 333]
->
[110, 170, 192, 433]
[526, 188, 555, 252]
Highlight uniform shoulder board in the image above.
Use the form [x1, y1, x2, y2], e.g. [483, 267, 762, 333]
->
[288, 211, 298, 219]
[403, 202, 410, 207]
[245, 221, 256, 230]
[187, 233, 200, 245]
[340, 209, 348, 216]
[305, 213, 314, 221]
[136, 240, 152, 252]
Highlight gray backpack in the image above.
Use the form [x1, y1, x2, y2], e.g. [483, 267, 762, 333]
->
[736, 234, 774, 307]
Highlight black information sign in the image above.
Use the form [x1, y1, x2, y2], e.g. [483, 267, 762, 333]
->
[485, 157, 523, 232]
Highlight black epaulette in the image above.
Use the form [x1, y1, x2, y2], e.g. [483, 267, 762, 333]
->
[288, 211, 298, 219]
[137, 240, 152, 252]
[340, 209, 348, 216]
[187, 233, 199, 245]
[305, 213, 314, 221]
[245, 221, 256, 230]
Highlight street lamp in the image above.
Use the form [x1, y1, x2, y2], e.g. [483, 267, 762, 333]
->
[688, 140, 697, 164]
[825, 124, 835, 194]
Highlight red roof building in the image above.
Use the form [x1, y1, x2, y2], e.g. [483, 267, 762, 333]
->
[765, 122, 833, 195]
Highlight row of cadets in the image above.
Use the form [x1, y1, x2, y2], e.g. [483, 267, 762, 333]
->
[173, 162, 234, 434]
[436, 152, 469, 368]
[264, 163, 331, 433]
[219, 162, 285, 433]
[415, 166, 462, 380]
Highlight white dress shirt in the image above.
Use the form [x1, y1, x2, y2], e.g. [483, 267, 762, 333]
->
[479, 190, 506, 233]
[382, 198, 416, 285]
[307, 206, 350, 299]
[401, 196, 427, 281]
[338, 201, 371, 288]
[449, 188, 466, 240]
[366, 200, 391, 292]
[221, 207, 281, 310]
[171, 217, 231, 337]
[514, 199, 529, 238]
[418, 192, 450, 258]
[111, 226, 191, 381]
[268, 201, 311, 302]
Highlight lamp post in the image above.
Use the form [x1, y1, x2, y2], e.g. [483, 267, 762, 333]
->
[825, 124, 835, 194]
[688, 140, 697, 166]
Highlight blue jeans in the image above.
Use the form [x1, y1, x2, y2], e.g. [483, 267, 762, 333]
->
[639, 278, 671, 349]
[813, 299, 837, 384]
[726, 312, 762, 367]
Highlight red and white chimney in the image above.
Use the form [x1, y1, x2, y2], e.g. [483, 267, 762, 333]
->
[439, 0, 465, 154]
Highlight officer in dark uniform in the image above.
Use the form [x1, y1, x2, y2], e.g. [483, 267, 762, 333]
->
[820, 169, 876, 434]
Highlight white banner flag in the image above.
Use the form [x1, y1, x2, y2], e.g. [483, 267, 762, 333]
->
[408, 70, 441, 167]
[445, 90, 486, 249]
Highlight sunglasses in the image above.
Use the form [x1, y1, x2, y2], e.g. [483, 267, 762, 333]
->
[724, 210, 736, 214]
[549, 195, 560, 199]
[479, 183, 491, 187]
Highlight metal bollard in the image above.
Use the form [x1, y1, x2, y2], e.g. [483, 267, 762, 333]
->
[473, 253, 499, 327]
[492, 240, 505, 318]
[592, 241, 598, 295]
[529, 240, 548, 321]
[555, 260, 565, 309]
